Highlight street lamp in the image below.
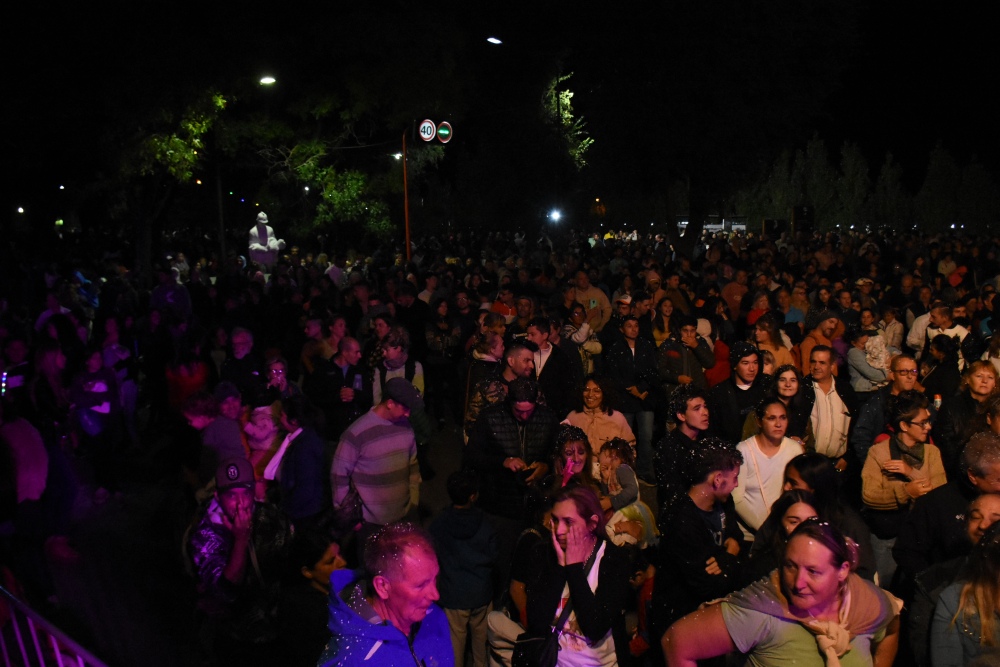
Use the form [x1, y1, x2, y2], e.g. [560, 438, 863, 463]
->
[486, 36, 502, 45]
[259, 76, 276, 85]
[549, 209, 562, 222]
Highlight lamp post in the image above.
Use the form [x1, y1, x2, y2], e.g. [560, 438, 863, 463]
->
[402, 129, 412, 262]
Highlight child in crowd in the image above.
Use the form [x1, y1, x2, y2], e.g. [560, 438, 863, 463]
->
[599, 437, 659, 547]
[244, 397, 282, 501]
[428, 471, 499, 667]
[598, 437, 639, 512]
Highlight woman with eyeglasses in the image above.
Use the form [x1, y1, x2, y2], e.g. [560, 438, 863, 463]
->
[862, 390, 947, 588]
[934, 360, 999, 481]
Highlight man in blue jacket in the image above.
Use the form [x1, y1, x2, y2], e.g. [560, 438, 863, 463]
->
[319, 522, 453, 666]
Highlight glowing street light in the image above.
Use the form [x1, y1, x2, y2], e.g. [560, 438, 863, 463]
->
[260, 76, 276, 85]
[549, 209, 562, 222]
[486, 36, 502, 45]
[392, 153, 403, 160]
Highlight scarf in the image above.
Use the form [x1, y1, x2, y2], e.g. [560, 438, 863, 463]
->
[724, 572, 902, 666]
[888, 433, 925, 470]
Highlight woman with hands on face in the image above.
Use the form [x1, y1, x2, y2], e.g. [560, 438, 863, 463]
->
[524, 486, 633, 666]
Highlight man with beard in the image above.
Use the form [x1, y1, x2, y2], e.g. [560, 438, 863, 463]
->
[799, 310, 841, 377]
[465, 378, 556, 582]
[464, 341, 537, 438]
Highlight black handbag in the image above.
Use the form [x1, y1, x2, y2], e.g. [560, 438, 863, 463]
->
[511, 545, 600, 667]
[330, 479, 364, 532]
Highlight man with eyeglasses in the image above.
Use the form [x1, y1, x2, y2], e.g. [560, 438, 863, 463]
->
[850, 353, 922, 463]
[263, 356, 301, 402]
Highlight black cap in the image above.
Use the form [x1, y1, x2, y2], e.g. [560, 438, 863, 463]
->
[216, 457, 254, 491]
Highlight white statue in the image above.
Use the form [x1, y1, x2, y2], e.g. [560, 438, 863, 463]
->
[248, 212, 285, 269]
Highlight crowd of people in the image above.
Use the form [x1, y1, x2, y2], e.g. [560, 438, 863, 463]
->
[3, 223, 1000, 666]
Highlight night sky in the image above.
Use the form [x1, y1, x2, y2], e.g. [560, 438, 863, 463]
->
[5, 2, 996, 221]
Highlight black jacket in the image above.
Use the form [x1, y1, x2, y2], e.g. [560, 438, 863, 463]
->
[933, 390, 987, 481]
[653, 428, 701, 515]
[656, 335, 715, 391]
[849, 383, 893, 462]
[466, 402, 557, 519]
[304, 359, 371, 440]
[707, 378, 766, 444]
[892, 479, 977, 590]
[525, 540, 633, 667]
[605, 338, 660, 413]
[536, 344, 578, 420]
[650, 494, 744, 640]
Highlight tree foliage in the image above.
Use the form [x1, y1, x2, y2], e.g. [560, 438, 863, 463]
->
[542, 73, 594, 170]
[870, 153, 911, 230]
[915, 144, 961, 232]
[957, 161, 1000, 232]
[133, 93, 227, 182]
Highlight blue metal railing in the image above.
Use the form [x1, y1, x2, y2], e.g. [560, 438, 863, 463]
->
[0, 586, 106, 667]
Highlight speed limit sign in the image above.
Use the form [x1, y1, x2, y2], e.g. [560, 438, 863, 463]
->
[418, 119, 436, 142]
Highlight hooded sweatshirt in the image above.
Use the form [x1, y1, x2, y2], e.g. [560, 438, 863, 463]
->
[429, 506, 499, 609]
[319, 569, 454, 667]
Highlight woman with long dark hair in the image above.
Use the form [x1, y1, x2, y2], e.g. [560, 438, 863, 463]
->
[523, 485, 633, 666]
[734, 398, 805, 542]
[784, 452, 877, 581]
[921, 334, 962, 402]
[745, 489, 819, 584]
[742, 364, 813, 446]
[651, 297, 678, 348]
[564, 375, 635, 473]
[549, 424, 600, 494]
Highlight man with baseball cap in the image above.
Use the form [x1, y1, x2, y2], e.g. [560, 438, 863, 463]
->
[188, 456, 291, 661]
[331, 377, 424, 548]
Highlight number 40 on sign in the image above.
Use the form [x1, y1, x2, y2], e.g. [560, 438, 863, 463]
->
[419, 119, 453, 144]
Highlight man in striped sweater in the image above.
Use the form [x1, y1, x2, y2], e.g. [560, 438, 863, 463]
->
[331, 378, 424, 549]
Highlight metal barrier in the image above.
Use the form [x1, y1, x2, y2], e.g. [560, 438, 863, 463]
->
[0, 586, 107, 667]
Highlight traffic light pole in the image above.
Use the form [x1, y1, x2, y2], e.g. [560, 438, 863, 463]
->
[403, 129, 412, 262]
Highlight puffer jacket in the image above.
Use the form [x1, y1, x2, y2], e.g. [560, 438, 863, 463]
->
[466, 402, 557, 518]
